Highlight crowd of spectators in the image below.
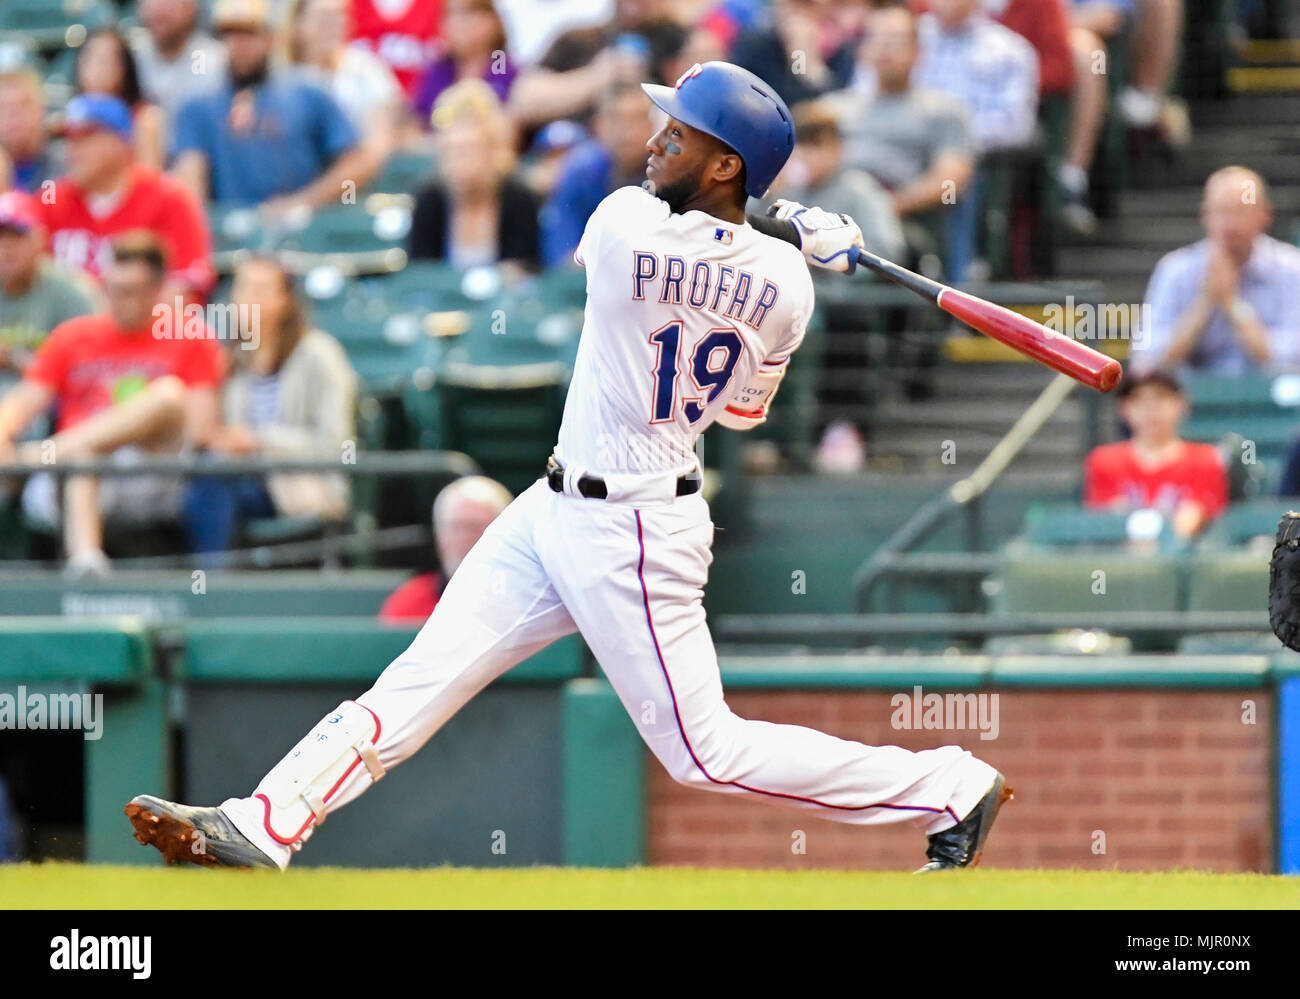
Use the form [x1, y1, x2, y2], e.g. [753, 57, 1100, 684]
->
[0, 0, 1277, 567]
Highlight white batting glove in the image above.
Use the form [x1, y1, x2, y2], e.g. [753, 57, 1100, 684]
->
[769, 199, 864, 274]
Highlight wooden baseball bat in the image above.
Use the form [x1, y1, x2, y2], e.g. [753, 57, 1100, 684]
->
[846, 246, 1122, 393]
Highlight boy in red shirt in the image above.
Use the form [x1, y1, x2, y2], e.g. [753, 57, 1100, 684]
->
[1083, 370, 1227, 538]
[34, 94, 214, 300]
[0, 233, 222, 575]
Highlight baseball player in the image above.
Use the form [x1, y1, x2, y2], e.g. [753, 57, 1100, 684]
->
[126, 62, 1012, 874]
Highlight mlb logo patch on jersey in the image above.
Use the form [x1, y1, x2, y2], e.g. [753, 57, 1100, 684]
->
[713, 227, 734, 245]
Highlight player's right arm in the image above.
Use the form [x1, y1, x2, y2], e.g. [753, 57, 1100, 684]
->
[573, 185, 662, 269]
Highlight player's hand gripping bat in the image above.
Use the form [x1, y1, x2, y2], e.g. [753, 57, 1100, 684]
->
[761, 200, 1122, 393]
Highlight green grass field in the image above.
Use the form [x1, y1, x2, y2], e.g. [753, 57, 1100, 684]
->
[2, 864, 1297, 908]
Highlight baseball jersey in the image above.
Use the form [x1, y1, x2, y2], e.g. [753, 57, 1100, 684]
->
[34, 166, 214, 294]
[557, 184, 814, 476]
[350, 0, 444, 96]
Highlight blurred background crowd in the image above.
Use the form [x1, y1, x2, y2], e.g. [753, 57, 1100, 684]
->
[0, 0, 1294, 580]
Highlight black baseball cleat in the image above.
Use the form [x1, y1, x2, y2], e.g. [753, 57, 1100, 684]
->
[125, 794, 279, 870]
[915, 773, 1013, 873]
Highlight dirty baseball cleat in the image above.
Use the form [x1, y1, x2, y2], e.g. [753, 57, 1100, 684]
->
[125, 794, 278, 869]
[915, 773, 1013, 873]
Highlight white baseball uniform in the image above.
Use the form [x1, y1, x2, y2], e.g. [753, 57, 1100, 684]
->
[219, 186, 998, 868]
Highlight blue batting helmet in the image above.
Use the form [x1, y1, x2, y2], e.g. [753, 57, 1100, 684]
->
[641, 61, 794, 199]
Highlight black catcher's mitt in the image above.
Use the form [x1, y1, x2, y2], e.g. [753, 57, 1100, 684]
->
[1269, 511, 1300, 651]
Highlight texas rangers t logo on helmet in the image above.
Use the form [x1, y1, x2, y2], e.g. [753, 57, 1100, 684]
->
[675, 63, 704, 88]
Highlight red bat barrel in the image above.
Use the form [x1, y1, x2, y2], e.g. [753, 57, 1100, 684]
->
[937, 288, 1123, 393]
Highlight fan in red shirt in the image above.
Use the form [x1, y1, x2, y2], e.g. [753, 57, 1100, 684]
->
[379, 475, 512, 623]
[1083, 370, 1227, 538]
[0, 232, 222, 576]
[351, 0, 444, 97]
[33, 94, 213, 299]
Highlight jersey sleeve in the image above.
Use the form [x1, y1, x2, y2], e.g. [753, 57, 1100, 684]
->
[765, 260, 815, 366]
[574, 185, 661, 268]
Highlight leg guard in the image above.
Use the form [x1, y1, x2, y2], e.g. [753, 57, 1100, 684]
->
[252, 701, 385, 846]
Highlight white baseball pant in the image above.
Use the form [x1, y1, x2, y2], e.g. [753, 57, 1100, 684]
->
[221, 473, 998, 868]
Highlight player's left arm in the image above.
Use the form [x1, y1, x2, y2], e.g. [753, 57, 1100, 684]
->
[746, 199, 865, 274]
[715, 200, 856, 431]
[714, 266, 815, 432]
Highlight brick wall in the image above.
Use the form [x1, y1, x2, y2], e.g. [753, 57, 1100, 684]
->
[646, 689, 1274, 871]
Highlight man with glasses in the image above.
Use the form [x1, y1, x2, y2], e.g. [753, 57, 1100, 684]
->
[0, 233, 221, 576]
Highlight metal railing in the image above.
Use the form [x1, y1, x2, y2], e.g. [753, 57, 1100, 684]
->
[715, 610, 1271, 643]
[849, 372, 1080, 611]
[0, 450, 480, 568]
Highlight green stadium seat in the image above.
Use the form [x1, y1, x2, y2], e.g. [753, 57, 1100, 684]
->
[1185, 549, 1268, 612]
[274, 203, 410, 258]
[208, 205, 268, 258]
[1182, 413, 1297, 461]
[1182, 371, 1296, 416]
[0, 0, 114, 47]
[306, 282, 440, 395]
[368, 150, 434, 194]
[1177, 632, 1276, 654]
[39, 44, 79, 95]
[1020, 503, 1138, 548]
[536, 266, 589, 310]
[992, 550, 1182, 616]
[369, 260, 479, 314]
[1198, 498, 1289, 548]
[404, 360, 568, 495]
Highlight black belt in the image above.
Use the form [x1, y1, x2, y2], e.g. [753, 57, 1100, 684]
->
[546, 455, 701, 499]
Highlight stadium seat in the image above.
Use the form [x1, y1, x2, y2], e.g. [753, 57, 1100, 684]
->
[368, 150, 434, 194]
[404, 360, 568, 496]
[273, 203, 411, 259]
[1020, 503, 1139, 548]
[1176, 632, 1276, 654]
[1185, 549, 1268, 612]
[1197, 498, 1289, 548]
[39, 44, 79, 97]
[208, 205, 268, 259]
[0, 0, 114, 47]
[371, 260, 479, 313]
[1182, 370, 1297, 416]
[307, 282, 440, 395]
[1182, 413, 1298, 462]
[536, 266, 589, 311]
[991, 550, 1182, 615]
